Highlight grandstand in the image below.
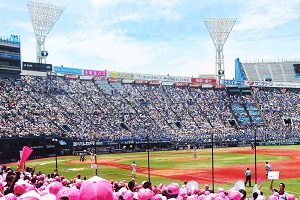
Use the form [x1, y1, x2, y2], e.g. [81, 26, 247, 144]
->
[235, 58, 300, 83]
[1, 72, 299, 158]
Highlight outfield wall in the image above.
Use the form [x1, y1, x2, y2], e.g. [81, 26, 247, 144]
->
[1, 136, 300, 164]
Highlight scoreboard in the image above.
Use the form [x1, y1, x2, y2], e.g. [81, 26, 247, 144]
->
[294, 64, 300, 73]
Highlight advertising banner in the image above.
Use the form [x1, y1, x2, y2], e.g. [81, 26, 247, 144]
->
[188, 83, 201, 88]
[79, 76, 93, 80]
[64, 74, 78, 79]
[107, 71, 135, 79]
[54, 66, 82, 75]
[219, 79, 245, 85]
[83, 69, 106, 76]
[191, 78, 216, 84]
[148, 80, 160, 85]
[135, 73, 191, 83]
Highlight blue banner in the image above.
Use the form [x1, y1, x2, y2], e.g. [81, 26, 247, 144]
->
[219, 79, 245, 85]
[54, 66, 82, 75]
[0, 53, 20, 60]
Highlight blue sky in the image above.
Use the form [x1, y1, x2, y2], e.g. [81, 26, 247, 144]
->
[1, 0, 300, 79]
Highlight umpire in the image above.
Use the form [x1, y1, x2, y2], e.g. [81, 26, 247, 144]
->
[245, 168, 252, 187]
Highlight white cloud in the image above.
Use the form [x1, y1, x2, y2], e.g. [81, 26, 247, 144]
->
[236, 0, 300, 31]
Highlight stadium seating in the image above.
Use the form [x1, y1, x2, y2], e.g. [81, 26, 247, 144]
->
[1, 75, 299, 143]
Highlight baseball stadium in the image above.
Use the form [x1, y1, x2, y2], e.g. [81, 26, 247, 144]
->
[0, 1, 300, 200]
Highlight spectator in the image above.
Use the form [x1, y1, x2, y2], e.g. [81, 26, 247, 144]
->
[269, 179, 288, 200]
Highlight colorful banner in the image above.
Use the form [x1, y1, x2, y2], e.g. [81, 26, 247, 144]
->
[83, 69, 106, 76]
[107, 71, 135, 79]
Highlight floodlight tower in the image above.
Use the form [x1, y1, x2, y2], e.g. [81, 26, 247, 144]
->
[204, 18, 236, 80]
[27, 1, 64, 63]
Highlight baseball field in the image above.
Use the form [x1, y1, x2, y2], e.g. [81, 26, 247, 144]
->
[5, 145, 300, 198]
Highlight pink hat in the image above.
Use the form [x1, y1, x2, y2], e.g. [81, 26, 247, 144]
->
[46, 181, 64, 195]
[78, 180, 114, 200]
[137, 189, 153, 200]
[14, 180, 28, 196]
[217, 188, 224, 193]
[19, 190, 41, 200]
[179, 189, 187, 198]
[26, 184, 37, 193]
[39, 190, 48, 196]
[61, 179, 68, 186]
[166, 183, 180, 195]
[40, 193, 56, 200]
[75, 179, 83, 188]
[268, 196, 279, 200]
[287, 194, 296, 200]
[193, 187, 200, 195]
[228, 190, 242, 200]
[218, 192, 225, 198]
[122, 190, 134, 200]
[187, 195, 198, 200]
[205, 184, 209, 189]
[215, 196, 224, 200]
[3, 193, 17, 200]
[153, 194, 164, 200]
[56, 187, 79, 200]
[257, 195, 267, 200]
[152, 186, 158, 194]
[158, 183, 165, 191]
[273, 192, 279, 198]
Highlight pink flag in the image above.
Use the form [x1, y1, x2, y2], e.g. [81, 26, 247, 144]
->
[20, 146, 33, 166]
[257, 177, 262, 185]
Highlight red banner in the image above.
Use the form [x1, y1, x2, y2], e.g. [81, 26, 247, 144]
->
[191, 78, 216, 84]
[64, 74, 78, 79]
[134, 80, 147, 84]
[174, 82, 187, 87]
[148, 80, 160, 85]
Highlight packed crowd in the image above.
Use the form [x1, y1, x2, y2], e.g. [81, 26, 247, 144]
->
[0, 75, 299, 143]
[0, 163, 298, 200]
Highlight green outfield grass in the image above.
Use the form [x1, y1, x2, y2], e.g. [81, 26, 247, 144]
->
[5, 145, 300, 198]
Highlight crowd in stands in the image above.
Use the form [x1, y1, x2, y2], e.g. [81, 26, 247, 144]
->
[0, 163, 298, 200]
[0, 75, 300, 143]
